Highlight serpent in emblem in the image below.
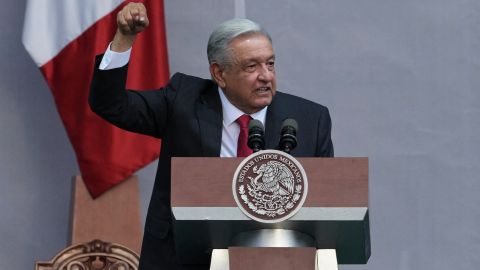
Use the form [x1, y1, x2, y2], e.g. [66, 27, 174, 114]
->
[251, 161, 295, 196]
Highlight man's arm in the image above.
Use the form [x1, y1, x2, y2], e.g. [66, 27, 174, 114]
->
[89, 2, 172, 138]
[99, 2, 148, 69]
[111, 2, 149, 52]
[99, 45, 131, 70]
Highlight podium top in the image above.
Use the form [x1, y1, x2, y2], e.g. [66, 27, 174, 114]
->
[171, 157, 368, 208]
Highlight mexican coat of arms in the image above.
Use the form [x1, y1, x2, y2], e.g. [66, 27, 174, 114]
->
[232, 150, 308, 223]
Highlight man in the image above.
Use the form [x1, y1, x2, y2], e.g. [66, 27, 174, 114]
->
[89, 2, 333, 269]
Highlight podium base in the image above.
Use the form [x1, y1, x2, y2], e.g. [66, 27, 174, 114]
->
[231, 229, 315, 247]
[210, 248, 338, 270]
[210, 249, 229, 270]
[316, 249, 338, 270]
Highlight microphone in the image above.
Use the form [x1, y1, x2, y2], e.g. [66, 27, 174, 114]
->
[278, 118, 298, 153]
[248, 119, 265, 152]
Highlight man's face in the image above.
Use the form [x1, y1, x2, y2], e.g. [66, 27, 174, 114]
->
[215, 34, 276, 114]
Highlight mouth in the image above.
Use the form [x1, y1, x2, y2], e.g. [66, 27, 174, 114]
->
[255, 86, 271, 92]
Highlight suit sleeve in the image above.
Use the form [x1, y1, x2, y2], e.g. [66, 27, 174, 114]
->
[89, 54, 177, 138]
[315, 107, 334, 157]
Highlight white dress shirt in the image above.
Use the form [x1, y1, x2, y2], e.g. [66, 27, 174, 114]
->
[218, 89, 267, 157]
[99, 43, 131, 70]
[99, 44, 268, 157]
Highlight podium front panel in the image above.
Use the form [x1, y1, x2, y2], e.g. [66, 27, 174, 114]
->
[171, 157, 370, 265]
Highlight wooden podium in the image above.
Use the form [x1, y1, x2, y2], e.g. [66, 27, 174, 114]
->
[171, 157, 370, 270]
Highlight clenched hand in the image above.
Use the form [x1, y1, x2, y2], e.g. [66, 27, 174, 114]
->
[111, 2, 149, 52]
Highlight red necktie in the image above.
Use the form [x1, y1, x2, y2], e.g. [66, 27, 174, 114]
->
[236, 114, 253, 157]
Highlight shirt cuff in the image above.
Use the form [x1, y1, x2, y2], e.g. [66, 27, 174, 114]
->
[99, 42, 132, 70]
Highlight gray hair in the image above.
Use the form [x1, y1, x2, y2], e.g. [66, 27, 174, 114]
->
[207, 18, 272, 68]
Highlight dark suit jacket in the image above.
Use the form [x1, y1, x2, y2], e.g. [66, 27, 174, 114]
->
[89, 55, 333, 269]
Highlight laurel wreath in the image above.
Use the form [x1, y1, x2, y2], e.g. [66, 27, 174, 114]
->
[238, 184, 302, 218]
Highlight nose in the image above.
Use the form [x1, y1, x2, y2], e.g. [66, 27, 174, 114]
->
[258, 64, 274, 82]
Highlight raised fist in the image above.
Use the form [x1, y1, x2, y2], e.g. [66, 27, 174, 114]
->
[116, 2, 149, 36]
[111, 2, 149, 51]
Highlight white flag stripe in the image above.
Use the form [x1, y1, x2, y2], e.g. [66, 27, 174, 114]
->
[22, 0, 124, 66]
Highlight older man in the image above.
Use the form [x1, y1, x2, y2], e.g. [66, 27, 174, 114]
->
[89, 2, 333, 269]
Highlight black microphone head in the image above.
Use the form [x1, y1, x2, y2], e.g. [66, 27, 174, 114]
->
[279, 118, 298, 153]
[248, 119, 265, 152]
[281, 118, 298, 134]
[248, 119, 264, 134]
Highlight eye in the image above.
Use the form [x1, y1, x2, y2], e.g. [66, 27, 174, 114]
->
[245, 63, 257, 72]
[267, 60, 275, 70]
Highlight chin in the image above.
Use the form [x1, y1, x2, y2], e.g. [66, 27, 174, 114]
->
[254, 98, 273, 109]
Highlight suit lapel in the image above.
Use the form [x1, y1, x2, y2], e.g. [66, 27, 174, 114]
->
[264, 97, 283, 150]
[196, 83, 223, 156]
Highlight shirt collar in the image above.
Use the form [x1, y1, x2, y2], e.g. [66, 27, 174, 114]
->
[218, 88, 267, 126]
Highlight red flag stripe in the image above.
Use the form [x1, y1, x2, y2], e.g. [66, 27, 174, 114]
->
[24, 0, 169, 197]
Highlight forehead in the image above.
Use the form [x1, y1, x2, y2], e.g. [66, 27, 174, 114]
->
[228, 34, 275, 62]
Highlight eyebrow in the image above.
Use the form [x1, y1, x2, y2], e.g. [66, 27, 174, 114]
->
[241, 54, 276, 64]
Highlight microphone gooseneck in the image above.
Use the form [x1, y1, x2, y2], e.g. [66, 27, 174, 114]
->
[278, 118, 298, 153]
[248, 119, 265, 152]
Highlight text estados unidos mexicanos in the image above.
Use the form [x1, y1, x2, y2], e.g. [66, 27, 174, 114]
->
[237, 154, 302, 183]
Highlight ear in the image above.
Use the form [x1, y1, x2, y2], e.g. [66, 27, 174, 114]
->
[209, 63, 226, 88]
